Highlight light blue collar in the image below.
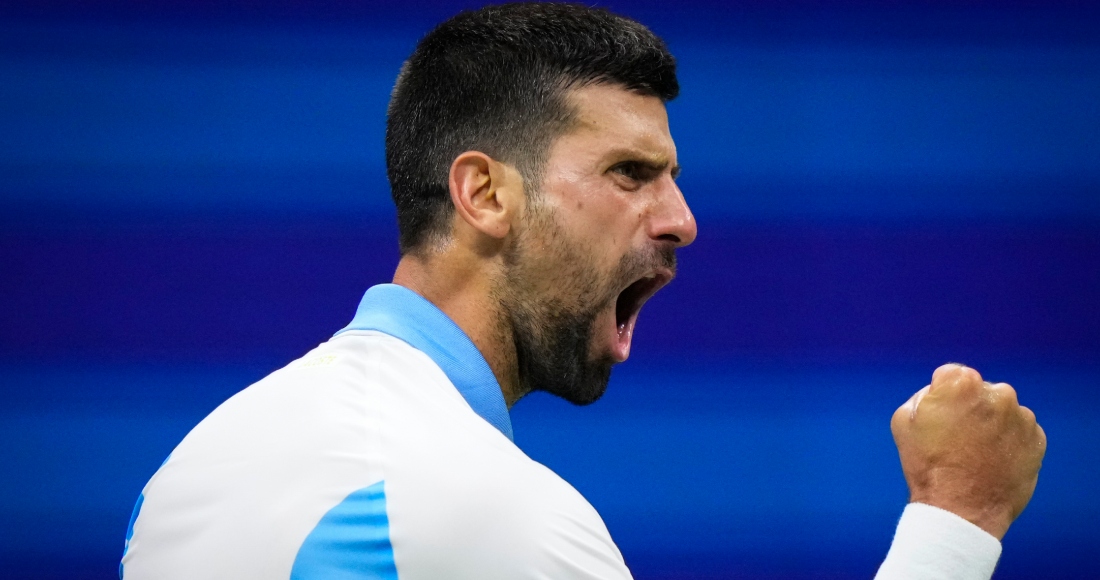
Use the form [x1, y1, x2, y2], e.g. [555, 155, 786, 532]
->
[335, 284, 513, 441]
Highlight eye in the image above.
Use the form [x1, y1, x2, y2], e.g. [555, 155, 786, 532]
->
[608, 160, 669, 191]
[610, 161, 640, 180]
[609, 161, 653, 189]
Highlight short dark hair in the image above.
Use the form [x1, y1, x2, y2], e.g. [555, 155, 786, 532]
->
[385, 2, 678, 254]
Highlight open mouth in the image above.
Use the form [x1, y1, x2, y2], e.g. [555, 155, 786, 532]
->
[612, 269, 673, 360]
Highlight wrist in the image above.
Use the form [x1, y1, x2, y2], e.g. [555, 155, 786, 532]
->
[908, 496, 1011, 540]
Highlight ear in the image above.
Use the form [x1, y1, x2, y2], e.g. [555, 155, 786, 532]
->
[448, 151, 522, 240]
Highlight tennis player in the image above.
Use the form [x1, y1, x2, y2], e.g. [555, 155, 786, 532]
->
[120, 4, 1046, 579]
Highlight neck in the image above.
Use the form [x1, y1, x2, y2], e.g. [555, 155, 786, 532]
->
[392, 249, 526, 407]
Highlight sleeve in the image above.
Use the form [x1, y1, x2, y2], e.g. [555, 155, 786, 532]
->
[388, 459, 634, 580]
[874, 502, 1002, 580]
[499, 504, 635, 580]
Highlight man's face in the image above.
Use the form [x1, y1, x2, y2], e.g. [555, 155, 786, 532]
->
[500, 83, 697, 405]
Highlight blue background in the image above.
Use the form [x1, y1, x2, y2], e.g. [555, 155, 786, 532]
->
[1, 1, 1098, 578]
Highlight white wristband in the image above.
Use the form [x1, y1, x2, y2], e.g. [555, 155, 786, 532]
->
[874, 502, 1002, 580]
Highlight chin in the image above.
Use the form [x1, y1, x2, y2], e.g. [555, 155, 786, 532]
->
[536, 357, 615, 406]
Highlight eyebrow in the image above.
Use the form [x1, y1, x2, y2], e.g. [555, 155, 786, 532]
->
[641, 159, 681, 180]
[610, 149, 681, 179]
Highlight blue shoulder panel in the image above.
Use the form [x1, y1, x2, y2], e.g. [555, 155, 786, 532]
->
[336, 284, 513, 441]
[118, 492, 145, 578]
[291, 481, 398, 580]
[120, 453, 171, 579]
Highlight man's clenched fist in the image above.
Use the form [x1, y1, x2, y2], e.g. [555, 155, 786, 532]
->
[891, 364, 1047, 540]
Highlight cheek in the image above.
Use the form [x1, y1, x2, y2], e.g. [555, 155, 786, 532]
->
[537, 230, 615, 304]
[538, 179, 638, 287]
[560, 193, 633, 247]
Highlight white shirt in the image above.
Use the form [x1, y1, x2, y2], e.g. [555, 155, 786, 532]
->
[120, 284, 1001, 579]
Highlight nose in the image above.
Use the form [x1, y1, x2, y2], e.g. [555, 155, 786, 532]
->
[647, 178, 697, 248]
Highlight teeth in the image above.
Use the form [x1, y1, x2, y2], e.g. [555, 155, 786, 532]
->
[643, 273, 656, 279]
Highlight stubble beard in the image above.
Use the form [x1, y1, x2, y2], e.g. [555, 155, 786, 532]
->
[507, 297, 614, 406]
[499, 206, 672, 406]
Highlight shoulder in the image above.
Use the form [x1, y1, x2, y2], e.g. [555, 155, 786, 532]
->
[386, 452, 631, 580]
[316, 333, 630, 578]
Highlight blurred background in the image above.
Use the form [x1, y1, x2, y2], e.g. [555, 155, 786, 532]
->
[1, 0, 1097, 578]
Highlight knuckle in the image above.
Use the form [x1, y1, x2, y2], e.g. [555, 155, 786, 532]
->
[960, 365, 983, 384]
[990, 382, 1020, 409]
[931, 363, 964, 387]
[933, 364, 983, 395]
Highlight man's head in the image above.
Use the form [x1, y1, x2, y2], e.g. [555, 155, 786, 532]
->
[388, 3, 695, 406]
[386, 2, 678, 254]
[495, 83, 692, 404]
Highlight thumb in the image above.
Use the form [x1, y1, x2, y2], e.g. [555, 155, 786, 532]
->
[907, 384, 931, 420]
[893, 384, 930, 436]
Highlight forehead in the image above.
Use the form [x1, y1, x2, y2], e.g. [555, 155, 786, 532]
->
[553, 83, 676, 164]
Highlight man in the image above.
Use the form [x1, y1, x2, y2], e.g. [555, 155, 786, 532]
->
[120, 4, 1046, 579]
